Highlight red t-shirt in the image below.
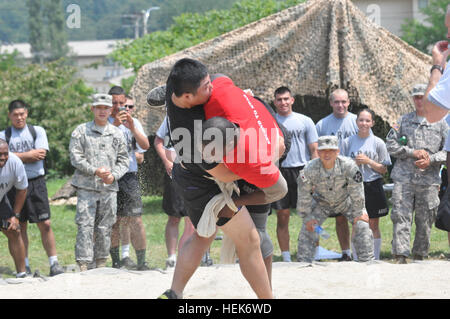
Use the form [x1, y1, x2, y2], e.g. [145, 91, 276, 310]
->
[204, 76, 281, 188]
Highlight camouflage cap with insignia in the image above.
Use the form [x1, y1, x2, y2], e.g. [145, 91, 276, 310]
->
[317, 135, 339, 150]
[411, 83, 427, 97]
[92, 93, 113, 107]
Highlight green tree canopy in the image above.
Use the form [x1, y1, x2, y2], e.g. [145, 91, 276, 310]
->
[401, 0, 449, 53]
[0, 58, 93, 177]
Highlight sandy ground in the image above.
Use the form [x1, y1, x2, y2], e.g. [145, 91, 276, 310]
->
[1, 260, 449, 299]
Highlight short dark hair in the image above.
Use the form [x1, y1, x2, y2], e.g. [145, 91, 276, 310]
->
[8, 99, 29, 113]
[168, 58, 209, 97]
[274, 86, 291, 98]
[356, 108, 375, 121]
[108, 86, 126, 96]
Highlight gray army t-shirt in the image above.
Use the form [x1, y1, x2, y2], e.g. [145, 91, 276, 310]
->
[0, 152, 28, 201]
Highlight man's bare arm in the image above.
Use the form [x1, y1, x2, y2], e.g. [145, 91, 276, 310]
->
[14, 149, 46, 164]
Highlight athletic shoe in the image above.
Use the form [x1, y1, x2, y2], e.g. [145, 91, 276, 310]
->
[394, 255, 407, 264]
[121, 257, 137, 270]
[137, 262, 150, 271]
[200, 252, 213, 267]
[49, 262, 64, 276]
[165, 258, 176, 269]
[413, 254, 424, 261]
[96, 258, 107, 268]
[338, 253, 352, 262]
[158, 289, 180, 299]
[78, 262, 88, 272]
[112, 260, 121, 269]
[25, 266, 32, 276]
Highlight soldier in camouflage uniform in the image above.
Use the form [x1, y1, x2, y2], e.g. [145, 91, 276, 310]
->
[296, 136, 374, 263]
[386, 84, 448, 263]
[69, 94, 129, 271]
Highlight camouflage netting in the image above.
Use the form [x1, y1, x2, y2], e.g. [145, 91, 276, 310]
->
[59, 0, 429, 197]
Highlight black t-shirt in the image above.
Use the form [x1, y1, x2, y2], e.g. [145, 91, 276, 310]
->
[165, 78, 218, 176]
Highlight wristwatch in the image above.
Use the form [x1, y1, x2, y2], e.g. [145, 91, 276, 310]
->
[431, 65, 444, 74]
[14, 213, 20, 219]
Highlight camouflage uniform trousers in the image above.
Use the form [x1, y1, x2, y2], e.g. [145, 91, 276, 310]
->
[391, 183, 439, 258]
[75, 189, 117, 263]
[297, 202, 374, 263]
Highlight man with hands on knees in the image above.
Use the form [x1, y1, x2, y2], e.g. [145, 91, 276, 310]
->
[0, 138, 28, 278]
[296, 136, 374, 263]
[69, 93, 129, 271]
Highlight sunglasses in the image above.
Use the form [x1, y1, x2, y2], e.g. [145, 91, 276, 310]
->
[124, 104, 134, 109]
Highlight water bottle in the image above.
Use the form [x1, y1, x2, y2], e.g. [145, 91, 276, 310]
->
[314, 225, 330, 240]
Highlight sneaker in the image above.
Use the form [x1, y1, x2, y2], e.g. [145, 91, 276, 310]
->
[120, 257, 137, 270]
[137, 262, 150, 271]
[413, 254, 424, 261]
[338, 253, 352, 262]
[112, 260, 121, 269]
[49, 262, 64, 276]
[16, 272, 27, 278]
[165, 258, 176, 269]
[158, 289, 180, 299]
[394, 255, 407, 264]
[200, 252, 213, 267]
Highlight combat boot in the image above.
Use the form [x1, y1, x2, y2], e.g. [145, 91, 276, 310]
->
[77, 262, 88, 272]
[394, 255, 407, 264]
[96, 258, 107, 268]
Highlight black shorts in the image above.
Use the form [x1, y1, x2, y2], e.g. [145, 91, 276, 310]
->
[172, 163, 222, 229]
[364, 178, 389, 219]
[271, 166, 304, 210]
[162, 173, 188, 218]
[237, 180, 271, 214]
[0, 195, 14, 221]
[7, 176, 51, 223]
[117, 172, 143, 217]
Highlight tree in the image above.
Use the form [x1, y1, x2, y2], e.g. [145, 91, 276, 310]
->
[0, 59, 93, 177]
[27, 0, 69, 63]
[401, 0, 449, 53]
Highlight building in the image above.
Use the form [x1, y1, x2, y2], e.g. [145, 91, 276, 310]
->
[353, 0, 429, 36]
[0, 39, 132, 93]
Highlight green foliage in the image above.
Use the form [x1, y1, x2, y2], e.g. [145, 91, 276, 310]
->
[0, 59, 93, 177]
[401, 0, 449, 53]
[27, 0, 69, 63]
[111, 0, 305, 72]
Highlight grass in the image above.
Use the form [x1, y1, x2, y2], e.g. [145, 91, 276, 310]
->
[0, 179, 449, 277]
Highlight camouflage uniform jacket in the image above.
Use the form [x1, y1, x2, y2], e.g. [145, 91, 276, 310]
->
[69, 121, 129, 192]
[386, 112, 448, 185]
[297, 156, 365, 219]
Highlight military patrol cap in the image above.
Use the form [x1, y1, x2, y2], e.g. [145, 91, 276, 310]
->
[317, 136, 339, 150]
[411, 83, 427, 97]
[92, 93, 113, 107]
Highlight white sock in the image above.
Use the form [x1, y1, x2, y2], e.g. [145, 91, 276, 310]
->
[281, 251, 291, 262]
[25, 258, 30, 267]
[49, 256, 58, 266]
[374, 238, 382, 260]
[342, 249, 351, 256]
[351, 246, 358, 261]
[121, 244, 130, 259]
[167, 254, 177, 261]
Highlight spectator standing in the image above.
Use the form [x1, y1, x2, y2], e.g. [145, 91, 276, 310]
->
[271, 86, 318, 262]
[69, 93, 129, 271]
[154, 115, 195, 268]
[1, 100, 64, 276]
[108, 86, 150, 270]
[341, 108, 391, 260]
[386, 84, 448, 263]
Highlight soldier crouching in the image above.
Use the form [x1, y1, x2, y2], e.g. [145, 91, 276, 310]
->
[296, 136, 374, 263]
